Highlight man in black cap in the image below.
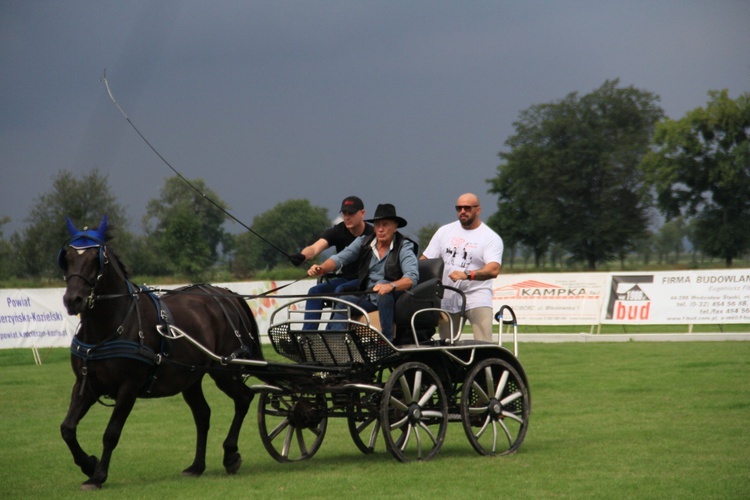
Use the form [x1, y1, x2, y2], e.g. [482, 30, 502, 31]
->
[290, 196, 374, 330]
[308, 203, 419, 341]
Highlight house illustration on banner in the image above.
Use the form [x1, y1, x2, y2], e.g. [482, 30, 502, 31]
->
[613, 283, 651, 320]
[617, 284, 649, 302]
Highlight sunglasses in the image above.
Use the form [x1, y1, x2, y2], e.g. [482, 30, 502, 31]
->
[455, 205, 478, 212]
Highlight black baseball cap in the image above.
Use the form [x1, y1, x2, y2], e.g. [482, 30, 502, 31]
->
[340, 196, 364, 214]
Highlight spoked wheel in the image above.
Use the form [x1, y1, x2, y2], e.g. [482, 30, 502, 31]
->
[460, 358, 530, 456]
[258, 391, 328, 462]
[380, 362, 448, 462]
[347, 389, 383, 454]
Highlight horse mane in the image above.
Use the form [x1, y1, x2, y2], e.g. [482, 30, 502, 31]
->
[102, 226, 130, 279]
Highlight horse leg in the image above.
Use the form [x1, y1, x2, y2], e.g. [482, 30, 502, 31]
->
[80, 388, 138, 490]
[61, 381, 100, 478]
[211, 372, 255, 474]
[180, 380, 210, 477]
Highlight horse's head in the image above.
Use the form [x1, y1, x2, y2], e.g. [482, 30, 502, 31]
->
[59, 216, 111, 315]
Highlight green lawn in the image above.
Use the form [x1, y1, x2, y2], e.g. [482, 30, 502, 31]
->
[502, 323, 750, 334]
[1, 342, 748, 498]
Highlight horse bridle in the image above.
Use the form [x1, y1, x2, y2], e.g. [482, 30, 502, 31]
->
[60, 245, 110, 309]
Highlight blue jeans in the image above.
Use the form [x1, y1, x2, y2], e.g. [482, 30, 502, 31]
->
[329, 284, 400, 341]
[302, 277, 359, 330]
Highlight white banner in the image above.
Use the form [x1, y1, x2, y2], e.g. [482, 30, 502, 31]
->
[0, 280, 318, 350]
[0, 289, 78, 349]
[491, 273, 608, 325]
[600, 270, 750, 324]
[3, 270, 750, 349]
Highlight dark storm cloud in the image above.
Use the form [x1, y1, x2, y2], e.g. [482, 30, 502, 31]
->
[1, 1, 748, 242]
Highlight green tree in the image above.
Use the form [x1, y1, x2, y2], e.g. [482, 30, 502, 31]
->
[0, 217, 13, 279]
[16, 169, 130, 279]
[489, 79, 663, 270]
[231, 199, 329, 277]
[684, 218, 703, 264]
[416, 223, 439, 256]
[126, 235, 167, 277]
[642, 90, 750, 267]
[487, 191, 550, 269]
[655, 218, 685, 264]
[142, 177, 229, 279]
[633, 229, 656, 266]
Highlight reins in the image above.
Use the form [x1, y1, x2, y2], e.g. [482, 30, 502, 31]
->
[91, 278, 373, 303]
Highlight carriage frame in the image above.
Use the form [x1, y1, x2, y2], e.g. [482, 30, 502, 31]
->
[161, 289, 531, 463]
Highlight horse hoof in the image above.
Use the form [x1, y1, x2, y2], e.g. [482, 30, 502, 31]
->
[80, 481, 102, 491]
[225, 454, 242, 475]
[182, 466, 204, 477]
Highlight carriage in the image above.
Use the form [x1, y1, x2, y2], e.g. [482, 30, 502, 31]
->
[165, 257, 531, 463]
[59, 216, 530, 489]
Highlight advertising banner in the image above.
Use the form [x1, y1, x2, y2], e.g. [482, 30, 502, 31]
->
[0, 289, 78, 349]
[600, 270, 750, 324]
[491, 273, 608, 325]
[3, 270, 750, 349]
[0, 280, 317, 350]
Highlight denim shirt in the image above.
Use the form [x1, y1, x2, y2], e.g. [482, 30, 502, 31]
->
[331, 234, 419, 298]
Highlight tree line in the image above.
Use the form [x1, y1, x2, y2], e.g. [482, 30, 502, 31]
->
[1, 81, 748, 282]
[489, 81, 749, 270]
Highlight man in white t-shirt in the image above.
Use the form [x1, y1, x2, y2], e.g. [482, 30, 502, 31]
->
[421, 193, 503, 341]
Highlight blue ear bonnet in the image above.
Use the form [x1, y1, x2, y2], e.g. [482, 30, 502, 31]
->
[58, 215, 108, 270]
[66, 215, 108, 248]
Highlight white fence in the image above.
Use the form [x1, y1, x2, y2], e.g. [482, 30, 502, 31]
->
[3, 269, 750, 350]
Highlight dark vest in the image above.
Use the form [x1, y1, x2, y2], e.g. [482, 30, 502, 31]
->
[357, 233, 418, 290]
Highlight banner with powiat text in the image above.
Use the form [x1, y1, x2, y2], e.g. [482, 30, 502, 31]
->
[0, 281, 315, 350]
[0, 289, 78, 348]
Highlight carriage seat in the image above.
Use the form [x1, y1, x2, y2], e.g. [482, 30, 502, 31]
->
[393, 258, 445, 345]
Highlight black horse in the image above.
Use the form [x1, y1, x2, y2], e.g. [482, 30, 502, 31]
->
[59, 216, 264, 490]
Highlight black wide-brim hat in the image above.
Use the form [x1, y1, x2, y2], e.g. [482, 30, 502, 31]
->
[365, 203, 407, 228]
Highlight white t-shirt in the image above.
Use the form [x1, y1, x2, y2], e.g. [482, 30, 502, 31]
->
[422, 221, 504, 313]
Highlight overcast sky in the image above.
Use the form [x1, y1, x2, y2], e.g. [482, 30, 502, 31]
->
[2, 1, 748, 244]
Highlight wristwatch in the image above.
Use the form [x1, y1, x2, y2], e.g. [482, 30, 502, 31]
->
[390, 282, 397, 291]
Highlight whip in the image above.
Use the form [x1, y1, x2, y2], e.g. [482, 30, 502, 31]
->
[100, 70, 292, 258]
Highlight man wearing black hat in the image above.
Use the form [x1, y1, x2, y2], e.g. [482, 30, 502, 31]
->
[291, 196, 374, 330]
[308, 203, 419, 341]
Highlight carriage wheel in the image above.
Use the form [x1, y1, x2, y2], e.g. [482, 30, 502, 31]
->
[347, 389, 383, 454]
[257, 391, 327, 462]
[379, 362, 448, 462]
[460, 358, 530, 456]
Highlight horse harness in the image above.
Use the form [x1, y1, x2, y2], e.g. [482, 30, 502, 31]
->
[69, 279, 173, 399]
[60, 226, 253, 400]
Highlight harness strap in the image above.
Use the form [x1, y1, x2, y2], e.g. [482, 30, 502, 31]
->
[195, 285, 252, 358]
[71, 337, 160, 365]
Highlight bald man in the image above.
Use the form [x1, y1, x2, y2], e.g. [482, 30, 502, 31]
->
[421, 193, 503, 341]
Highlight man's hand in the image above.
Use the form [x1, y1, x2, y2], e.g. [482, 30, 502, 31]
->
[289, 253, 306, 267]
[308, 265, 324, 277]
[448, 270, 469, 282]
[373, 282, 397, 295]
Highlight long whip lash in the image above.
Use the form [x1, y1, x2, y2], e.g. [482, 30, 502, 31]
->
[100, 70, 291, 258]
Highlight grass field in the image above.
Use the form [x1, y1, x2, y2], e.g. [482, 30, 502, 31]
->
[1, 342, 748, 499]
